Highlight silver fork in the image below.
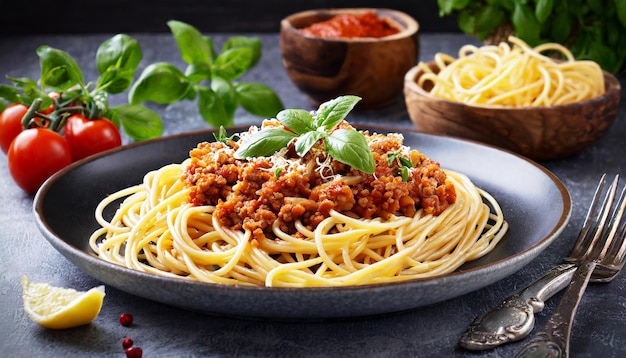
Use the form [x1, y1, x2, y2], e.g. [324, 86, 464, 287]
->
[460, 174, 626, 350]
[514, 174, 626, 358]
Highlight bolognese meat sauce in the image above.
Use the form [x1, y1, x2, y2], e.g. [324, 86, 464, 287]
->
[183, 123, 456, 241]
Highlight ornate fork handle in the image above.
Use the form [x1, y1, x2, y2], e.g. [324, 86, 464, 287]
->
[514, 261, 596, 358]
[459, 263, 578, 350]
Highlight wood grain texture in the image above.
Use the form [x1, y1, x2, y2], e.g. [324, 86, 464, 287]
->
[280, 8, 419, 109]
[404, 63, 622, 161]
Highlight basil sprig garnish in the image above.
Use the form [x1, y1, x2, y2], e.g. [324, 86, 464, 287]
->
[234, 95, 376, 174]
[388, 150, 414, 182]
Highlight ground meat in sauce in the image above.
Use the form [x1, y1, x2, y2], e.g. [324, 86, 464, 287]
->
[183, 124, 456, 242]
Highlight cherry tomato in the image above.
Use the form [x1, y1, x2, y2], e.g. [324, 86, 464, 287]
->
[8, 128, 72, 194]
[0, 103, 28, 154]
[63, 114, 122, 161]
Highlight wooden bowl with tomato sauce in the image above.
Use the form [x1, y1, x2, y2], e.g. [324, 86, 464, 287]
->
[280, 8, 419, 110]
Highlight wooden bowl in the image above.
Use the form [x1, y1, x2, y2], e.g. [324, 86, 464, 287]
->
[404, 62, 622, 161]
[280, 8, 419, 109]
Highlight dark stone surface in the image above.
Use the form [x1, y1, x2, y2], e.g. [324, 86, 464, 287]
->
[0, 0, 460, 35]
[1, 31, 625, 357]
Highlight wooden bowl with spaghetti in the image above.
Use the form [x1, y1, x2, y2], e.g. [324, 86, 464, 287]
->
[404, 37, 621, 161]
[280, 8, 419, 109]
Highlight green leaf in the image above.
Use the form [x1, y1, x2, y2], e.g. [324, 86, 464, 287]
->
[473, 5, 505, 34]
[213, 126, 238, 143]
[276, 108, 316, 134]
[184, 62, 212, 84]
[234, 128, 297, 159]
[615, 0, 626, 27]
[512, 2, 542, 46]
[36, 45, 84, 90]
[535, 0, 554, 24]
[167, 20, 213, 65]
[222, 36, 262, 68]
[96, 34, 142, 94]
[3, 77, 53, 108]
[295, 130, 326, 157]
[325, 129, 375, 174]
[110, 104, 163, 141]
[314, 95, 361, 131]
[437, 0, 471, 15]
[204, 37, 218, 63]
[213, 47, 254, 81]
[211, 76, 238, 117]
[128, 62, 192, 104]
[457, 11, 477, 37]
[0, 84, 21, 104]
[86, 89, 110, 119]
[400, 167, 410, 182]
[399, 156, 413, 168]
[549, 9, 572, 43]
[197, 86, 231, 127]
[236, 82, 284, 118]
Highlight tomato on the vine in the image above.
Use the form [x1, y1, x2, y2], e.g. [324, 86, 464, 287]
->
[7, 128, 72, 194]
[40, 92, 60, 115]
[63, 114, 122, 161]
[0, 103, 28, 154]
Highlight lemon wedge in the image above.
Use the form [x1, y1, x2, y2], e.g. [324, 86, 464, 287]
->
[21, 275, 106, 329]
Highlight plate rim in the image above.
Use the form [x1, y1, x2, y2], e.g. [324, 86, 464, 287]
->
[33, 126, 572, 317]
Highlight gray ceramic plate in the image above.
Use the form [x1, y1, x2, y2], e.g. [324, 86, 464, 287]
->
[34, 126, 571, 319]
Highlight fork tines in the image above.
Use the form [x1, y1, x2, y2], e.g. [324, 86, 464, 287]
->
[575, 174, 626, 272]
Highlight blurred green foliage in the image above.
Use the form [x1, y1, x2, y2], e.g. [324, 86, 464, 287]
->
[438, 0, 626, 73]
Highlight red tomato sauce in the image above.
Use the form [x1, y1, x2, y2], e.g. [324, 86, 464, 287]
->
[300, 12, 400, 39]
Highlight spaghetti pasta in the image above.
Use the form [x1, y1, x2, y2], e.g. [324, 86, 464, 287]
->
[417, 36, 605, 107]
[89, 122, 508, 287]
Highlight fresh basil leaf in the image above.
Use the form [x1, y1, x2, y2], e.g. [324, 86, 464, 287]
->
[325, 129, 375, 174]
[8, 76, 51, 106]
[234, 128, 297, 159]
[184, 62, 212, 84]
[399, 156, 413, 168]
[457, 11, 478, 38]
[197, 85, 231, 127]
[549, 10, 572, 44]
[276, 108, 315, 134]
[274, 167, 283, 179]
[110, 104, 163, 141]
[491, 0, 513, 12]
[96, 34, 142, 94]
[535, 0, 554, 24]
[473, 5, 504, 34]
[295, 130, 326, 157]
[213, 47, 254, 81]
[314, 95, 361, 131]
[86, 89, 110, 119]
[387, 151, 399, 166]
[36, 45, 84, 90]
[222, 36, 262, 68]
[512, 2, 541, 46]
[128, 62, 192, 105]
[211, 76, 238, 117]
[0, 84, 22, 104]
[205, 37, 217, 63]
[400, 166, 410, 182]
[437, 0, 470, 15]
[615, 0, 626, 27]
[213, 126, 238, 143]
[235, 82, 284, 118]
[167, 20, 213, 65]
[0, 100, 8, 113]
